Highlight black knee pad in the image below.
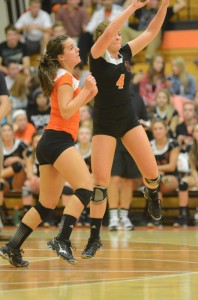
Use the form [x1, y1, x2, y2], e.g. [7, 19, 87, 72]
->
[0, 182, 4, 191]
[34, 202, 54, 221]
[22, 186, 32, 197]
[12, 162, 23, 173]
[62, 186, 73, 196]
[74, 188, 93, 208]
[145, 174, 161, 187]
[91, 185, 107, 204]
[179, 181, 188, 191]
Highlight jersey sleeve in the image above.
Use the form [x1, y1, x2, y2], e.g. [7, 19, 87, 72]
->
[120, 43, 132, 60]
[55, 73, 73, 88]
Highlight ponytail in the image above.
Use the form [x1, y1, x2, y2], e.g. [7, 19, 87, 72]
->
[38, 34, 69, 97]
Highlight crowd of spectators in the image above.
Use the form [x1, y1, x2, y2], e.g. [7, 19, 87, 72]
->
[0, 0, 197, 230]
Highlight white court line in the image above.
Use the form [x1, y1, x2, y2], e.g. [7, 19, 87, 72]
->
[1, 271, 198, 294]
[24, 248, 198, 252]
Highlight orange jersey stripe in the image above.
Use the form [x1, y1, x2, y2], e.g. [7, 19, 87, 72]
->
[45, 69, 80, 141]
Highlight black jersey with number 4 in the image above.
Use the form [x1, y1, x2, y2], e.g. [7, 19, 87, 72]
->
[89, 44, 132, 111]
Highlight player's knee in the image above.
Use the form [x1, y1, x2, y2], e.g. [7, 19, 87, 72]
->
[179, 181, 188, 191]
[22, 186, 32, 197]
[145, 174, 161, 187]
[74, 188, 93, 208]
[11, 162, 23, 173]
[91, 185, 107, 204]
[34, 202, 54, 221]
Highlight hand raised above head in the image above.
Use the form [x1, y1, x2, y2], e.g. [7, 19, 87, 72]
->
[130, 0, 150, 10]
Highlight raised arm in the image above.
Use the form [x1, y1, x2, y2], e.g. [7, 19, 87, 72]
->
[128, 0, 169, 56]
[91, 0, 149, 59]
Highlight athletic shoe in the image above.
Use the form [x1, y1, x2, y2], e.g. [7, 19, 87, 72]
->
[108, 217, 119, 231]
[0, 244, 29, 267]
[143, 187, 162, 221]
[147, 220, 163, 228]
[47, 237, 77, 264]
[120, 217, 135, 231]
[173, 215, 188, 228]
[81, 237, 103, 259]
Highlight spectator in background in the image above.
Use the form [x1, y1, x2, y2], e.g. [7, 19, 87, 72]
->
[56, 0, 89, 45]
[139, 55, 167, 111]
[9, 72, 32, 115]
[5, 60, 20, 91]
[0, 123, 28, 227]
[175, 123, 198, 227]
[15, 0, 52, 55]
[167, 56, 197, 120]
[51, 22, 67, 38]
[0, 25, 30, 75]
[27, 88, 50, 130]
[176, 102, 197, 154]
[149, 120, 180, 227]
[13, 110, 36, 146]
[152, 89, 179, 138]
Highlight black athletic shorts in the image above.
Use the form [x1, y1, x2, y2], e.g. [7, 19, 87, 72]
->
[93, 105, 140, 138]
[111, 150, 141, 179]
[36, 129, 75, 165]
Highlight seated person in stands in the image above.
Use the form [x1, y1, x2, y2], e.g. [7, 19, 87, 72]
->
[13, 110, 36, 146]
[0, 25, 30, 75]
[176, 102, 197, 154]
[55, 0, 89, 45]
[149, 120, 180, 227]
[5, 60, 20, 91]
[167, 57, 197, 119]
[174, 123, 198, 227]
[152, 89, 179, 138]
[9, 72, 32, 115]
[27, 88, 50, 130]
[0, 123, 28, 226]
[15, 0, 52, 55]
[138, 54, 167, 110]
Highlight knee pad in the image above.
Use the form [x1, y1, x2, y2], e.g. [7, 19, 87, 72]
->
[91, 185, 107, 204]
[0, 182, 4, 191]
[179, 181, 188, 191]
[62, 185, 73, 196]
[145, 174, 161, 187]
[22, 186, 32, 197]
[12, 162, 23, 173]
[74, 188, 93, 208]
[34, 202, 53, 221]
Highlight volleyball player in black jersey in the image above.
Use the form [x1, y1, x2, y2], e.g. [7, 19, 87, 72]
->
[81, 0, 170, 259]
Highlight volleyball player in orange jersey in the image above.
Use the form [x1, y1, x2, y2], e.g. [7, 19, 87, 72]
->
[0, 35, 97, 267]
[81, 0, 170, 259]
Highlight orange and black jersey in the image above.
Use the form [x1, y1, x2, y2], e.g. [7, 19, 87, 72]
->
[89, 43, 133, 111]
[150, 138, 179, 176]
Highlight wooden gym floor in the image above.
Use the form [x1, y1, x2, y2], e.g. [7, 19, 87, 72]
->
[0, 226, 198, 300]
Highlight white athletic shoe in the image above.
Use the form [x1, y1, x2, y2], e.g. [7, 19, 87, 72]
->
[120, 217, 135, 231]
[108, 217, 119, 231]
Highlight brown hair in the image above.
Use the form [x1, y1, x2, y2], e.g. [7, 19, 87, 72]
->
[38, 35, 69, 97]
[93, 20, 110, 42]
[10, 73, 30, 100]
[147, 55, 166, 84]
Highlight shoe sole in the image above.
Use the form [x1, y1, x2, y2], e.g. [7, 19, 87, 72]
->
[109, 226, 118, 231]
[46, 242, 77, 264]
